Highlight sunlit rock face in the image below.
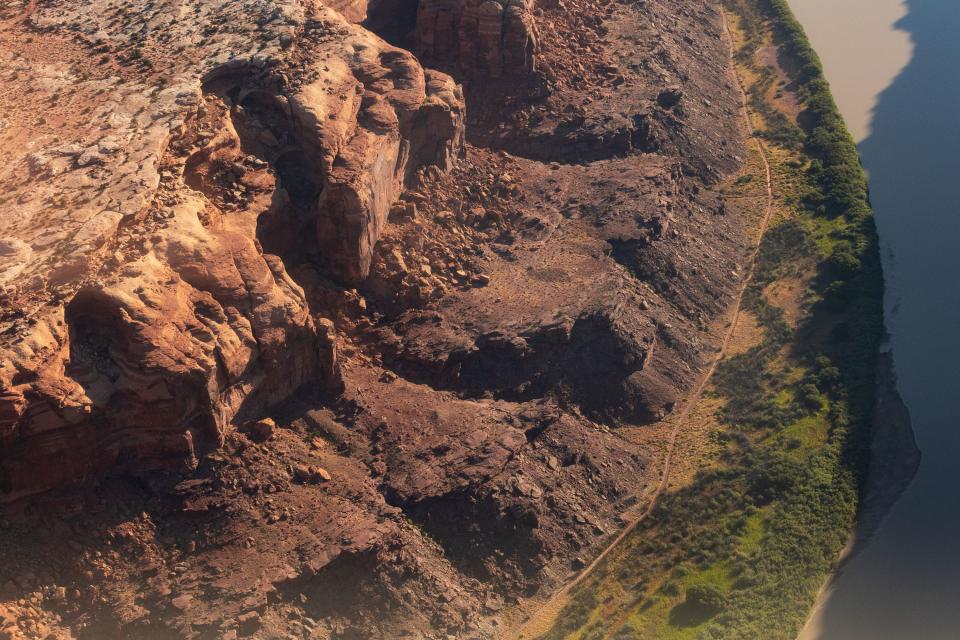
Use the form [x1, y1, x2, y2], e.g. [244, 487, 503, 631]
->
[415, 0, 539, 78]
[0, 0, 464, 500]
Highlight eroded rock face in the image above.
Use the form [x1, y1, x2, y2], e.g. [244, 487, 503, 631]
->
[415, 0, 539, 78]
[381, 304, 680, 423]
[203, 49, 464, 283]
[0, 0, 463, 501]
[0, 0, 751, 635]
[0, 185, 341, 499]
[308, 58, 464, 282]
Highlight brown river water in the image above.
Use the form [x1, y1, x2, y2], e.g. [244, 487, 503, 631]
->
[787, 0, 960, 638]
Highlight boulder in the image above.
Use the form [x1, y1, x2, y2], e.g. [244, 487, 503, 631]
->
[246, 419, 276, 443]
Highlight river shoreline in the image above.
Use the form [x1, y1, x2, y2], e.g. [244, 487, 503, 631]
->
[784, 0, 912, 142]
[781, 0, 929, 635]
[798, 350, 920, 639]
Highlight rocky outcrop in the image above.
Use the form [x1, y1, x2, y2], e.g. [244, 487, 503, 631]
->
[0, 193, 340, 499]
[380, 306, 680, 423]
[308, 58, 464, 282]
[415, 0, 539, 78]
[0, 0, 753, 635]
[203, 41, 465, 283]
[0, 0, 463, 501]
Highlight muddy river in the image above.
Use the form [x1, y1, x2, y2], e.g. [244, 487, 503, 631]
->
[788, 0, 960, 638]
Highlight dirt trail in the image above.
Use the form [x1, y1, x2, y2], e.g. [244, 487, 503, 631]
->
[11, 0, 37, 23]
[504, 6, 775, 638]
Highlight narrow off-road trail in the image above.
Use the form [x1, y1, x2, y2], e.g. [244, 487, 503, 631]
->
[11, 0, 37, 23]
[503, 6, 775, 638]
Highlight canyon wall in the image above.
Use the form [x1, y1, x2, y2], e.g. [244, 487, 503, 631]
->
[0, 0, 750, 636]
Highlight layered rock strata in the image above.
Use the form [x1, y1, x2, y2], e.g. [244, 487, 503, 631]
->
[415, 0, 539, 78]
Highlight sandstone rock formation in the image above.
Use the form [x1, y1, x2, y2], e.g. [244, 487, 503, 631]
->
[415, 0, 539, 78]
[0, 0, 752, 635]
[0, 0, 463, 500]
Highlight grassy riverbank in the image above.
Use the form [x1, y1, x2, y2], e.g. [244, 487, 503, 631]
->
[534, 0, 883, 638]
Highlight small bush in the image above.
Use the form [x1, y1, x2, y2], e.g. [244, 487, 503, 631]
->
[686, 584, 727, 614]
[798, 383, 824, 411]
[826, 242, 862, 279]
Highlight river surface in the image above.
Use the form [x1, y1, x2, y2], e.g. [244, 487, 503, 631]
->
[788, 0, 960, 638]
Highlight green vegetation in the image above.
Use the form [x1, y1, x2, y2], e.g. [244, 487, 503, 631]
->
[761, 0, 871, 222]
[537, 0, 884, 638]
[685, 584, 727, 615]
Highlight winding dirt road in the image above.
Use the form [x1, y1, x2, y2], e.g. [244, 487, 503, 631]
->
[504, 6, 775, 638]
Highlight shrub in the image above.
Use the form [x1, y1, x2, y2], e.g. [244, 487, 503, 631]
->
[826, 242, 862, 279]
[798, 383, 824, 411]
[685, 585, 727, 614]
